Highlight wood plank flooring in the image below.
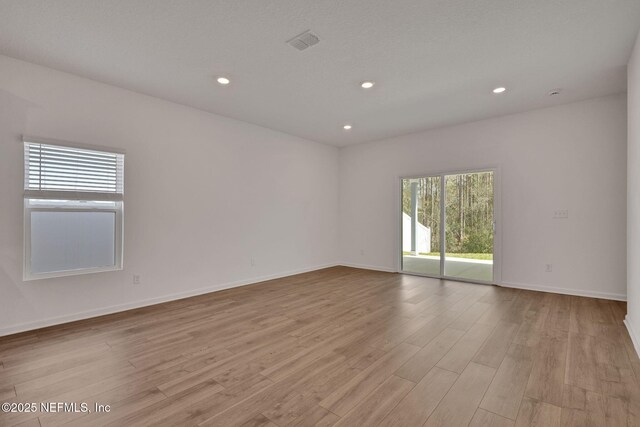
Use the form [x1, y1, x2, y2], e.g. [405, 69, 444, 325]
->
[0, 266, 638, 426]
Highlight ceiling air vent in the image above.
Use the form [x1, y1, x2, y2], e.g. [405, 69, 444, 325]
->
[287, 30, 320, 51]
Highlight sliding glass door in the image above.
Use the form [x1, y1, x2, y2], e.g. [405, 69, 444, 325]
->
[443, 172, 494, 282]
[401, 170, 495, 284]
[401, 176, 442, 277]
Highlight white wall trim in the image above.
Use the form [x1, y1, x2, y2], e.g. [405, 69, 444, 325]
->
[0, 263, 338, 337]
[2, 264, 628, 337]
[624, 316, 640, 358]
[339, 264, 627, 301]
[339, 262, 397, 273]
[500, 281, 626, 301]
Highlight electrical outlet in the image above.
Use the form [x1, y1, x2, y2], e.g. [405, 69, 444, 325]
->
[360, 249, 365, 256]
[545, 264, 552, 273]
[250, 258, 255, 267]
[133, 275, 141, 285]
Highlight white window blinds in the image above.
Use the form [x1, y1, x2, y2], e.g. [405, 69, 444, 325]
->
[24, 141, 124, 201]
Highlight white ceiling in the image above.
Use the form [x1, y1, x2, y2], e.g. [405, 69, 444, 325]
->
[1, 1, 639, 146]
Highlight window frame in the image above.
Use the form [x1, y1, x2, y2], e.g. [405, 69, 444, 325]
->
[22, 137, 125, 281]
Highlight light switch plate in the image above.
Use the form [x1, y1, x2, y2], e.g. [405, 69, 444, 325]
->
[553, 209, 569, 219]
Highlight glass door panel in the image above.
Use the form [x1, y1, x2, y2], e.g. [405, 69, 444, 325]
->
[401, 170, 495, 284]
[401, 176, 442, 276]
[443, 171, 494, 282]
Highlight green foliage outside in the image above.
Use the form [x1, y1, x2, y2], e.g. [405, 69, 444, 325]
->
[403, 252, 493, 260]
[403, 172, 494, 260]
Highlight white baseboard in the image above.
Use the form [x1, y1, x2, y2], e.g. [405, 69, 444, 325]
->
[624, 316, 640, 358]
[500, 281, 626, 301]
[0, 263, 339, 337]
[339, 266, 627, 302]
[339, 262, 397, 273]
[2, 263, 627, 337]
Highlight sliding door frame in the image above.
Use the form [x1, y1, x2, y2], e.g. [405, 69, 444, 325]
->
[398, 167, 501, 285]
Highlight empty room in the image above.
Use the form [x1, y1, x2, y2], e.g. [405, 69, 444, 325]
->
[1, 1, 640, 426]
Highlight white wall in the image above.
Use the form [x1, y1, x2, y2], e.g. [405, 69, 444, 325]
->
[627, 31, 640, 355]
[339, 94, 627, 300]
[0, 55, 339, 335]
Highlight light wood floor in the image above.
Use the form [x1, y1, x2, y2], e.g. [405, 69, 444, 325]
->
[1, 267, 639, 426]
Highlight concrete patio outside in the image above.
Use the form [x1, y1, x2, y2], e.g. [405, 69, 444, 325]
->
[402, 254, 493, 282]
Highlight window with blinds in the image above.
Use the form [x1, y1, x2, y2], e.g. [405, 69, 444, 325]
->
[23, 139, 125, 280]
[24, 141, 124, 200]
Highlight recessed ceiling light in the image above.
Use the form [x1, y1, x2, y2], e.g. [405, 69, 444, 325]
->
[343, 124, 352, 131]
[216, 76, 230, 85]
[492, 87, 506, 94]
[360, 81, 375, 89]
